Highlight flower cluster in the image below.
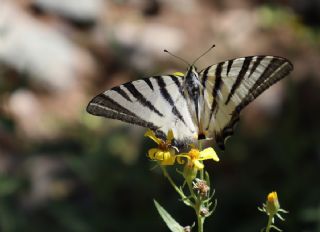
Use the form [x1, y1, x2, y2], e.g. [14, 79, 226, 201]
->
[145, 126, 289, 232]
[146, 128, 219, 232]
[144, 129, 219, 173]
[145, 129, 177, 165]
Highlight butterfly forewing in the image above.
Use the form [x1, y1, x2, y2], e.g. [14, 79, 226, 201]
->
[199, 55, 293, 149]
[87, 75, 197, 144]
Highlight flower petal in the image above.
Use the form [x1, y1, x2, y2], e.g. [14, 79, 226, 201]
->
[176, 155, 187, 164]
[193, 160, 204, 170]
[148, 148, 160, 159]
[199, 147, 219, 161]
[172, 72, 184, 77]
[154, 151, 165, 161]
[166, 129, 174, 142]
[144, 129, 162, 144]
[160, 152, 176, 165]
[267, 191, 278, 202]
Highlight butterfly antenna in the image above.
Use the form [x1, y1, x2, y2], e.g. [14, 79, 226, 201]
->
[192, 44, 216, 66]
[164, 49, 190, 67]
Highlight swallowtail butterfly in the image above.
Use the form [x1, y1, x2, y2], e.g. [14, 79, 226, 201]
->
[87, 47, 293, 150]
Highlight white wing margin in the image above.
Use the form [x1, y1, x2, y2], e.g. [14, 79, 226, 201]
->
[199, 56, 293, 149]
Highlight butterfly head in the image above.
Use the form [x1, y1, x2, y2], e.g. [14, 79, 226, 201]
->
[185, 65, 200, 86]
[185, 65, 199, 80]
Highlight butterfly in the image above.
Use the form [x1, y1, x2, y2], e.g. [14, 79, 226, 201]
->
[87, 46, 293, 150]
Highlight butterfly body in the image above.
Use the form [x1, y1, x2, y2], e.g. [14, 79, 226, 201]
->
[183, 66, 202, 127]
[87, 55, 293, 150]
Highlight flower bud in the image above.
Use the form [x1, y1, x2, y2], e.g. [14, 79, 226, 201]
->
[183, 163, 198, 182]
[266, 191, 280, 215]
[193, 178, 210, 197]
[200, 206, 209, 217]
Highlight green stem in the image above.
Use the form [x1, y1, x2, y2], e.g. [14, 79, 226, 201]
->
[195, 140, 206, 231]
[197, 211, 204, 232]
[195, 194, 204, 232]
[198, 141, 204, 180]
[186, 176, 204, 232]
[160, 165, 186, 200]
[186, 178, 196, 201]
[266, 214, 274, 232]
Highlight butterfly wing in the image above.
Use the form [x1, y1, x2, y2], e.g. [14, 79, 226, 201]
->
[199, 56, 293, 149]
[87, 75, 197, 148]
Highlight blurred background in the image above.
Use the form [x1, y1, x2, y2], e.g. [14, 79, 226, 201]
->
[0, 0, 319, 231]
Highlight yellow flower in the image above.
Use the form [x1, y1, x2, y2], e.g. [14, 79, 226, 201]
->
[266, 191, 280, 214]
[259, 191, 288, 216]
[178, 147, 219, 170]
[258, 191, 289, 231]
[144, 129, 176, 165]
[267, 192, 278, 204]
[144, 130, 219, 169]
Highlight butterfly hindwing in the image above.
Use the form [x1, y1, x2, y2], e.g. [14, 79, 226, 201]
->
[199, 55, 293, 149]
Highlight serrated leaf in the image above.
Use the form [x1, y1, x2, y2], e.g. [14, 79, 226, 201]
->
[154, 199, 184, 232]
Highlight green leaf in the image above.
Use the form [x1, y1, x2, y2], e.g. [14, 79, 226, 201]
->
[154, 199, 184, 232]
[270, 225, 282, 231]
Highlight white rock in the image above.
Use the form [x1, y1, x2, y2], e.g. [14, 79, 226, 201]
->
[34, 0, 104, 20]
[0, 2, 94, 91]
[7, 89, 47, 138]
[114, 21, 185, 69]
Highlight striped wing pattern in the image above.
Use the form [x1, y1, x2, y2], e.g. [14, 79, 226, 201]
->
[199, 56, 293, 149]
[87, 55, 293, 150]
[87, 75, 197, 146]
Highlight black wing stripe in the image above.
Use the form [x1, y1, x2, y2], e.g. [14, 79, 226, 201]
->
[156, 77, 188, 126]
[225, 56, 252, 105]
[169, 75, 182, 88]
[90, 93, 136, 116]
[88, 103, 159, 131]
[215, 57, 293, 150]
[87, 94, 160, 131]
[169, 75, 185, 98]
[249, 56, 264, 77]
[87, 94, 170, 142]
[206, 62, 223, 130]
[249, 58, 283, 93]
[227, 59, 233, 76]
[236, 58, 292, 113]
[201, 66, 211, 96]
[143, 78, 154, 90]
[215, 114, 240, 150]
[123, 82, 164, 117]
[112, 86, 132, 102]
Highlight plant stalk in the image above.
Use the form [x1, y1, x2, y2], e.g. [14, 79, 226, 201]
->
[266, 214, 274, 232]
[161, 165, 185, 199]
